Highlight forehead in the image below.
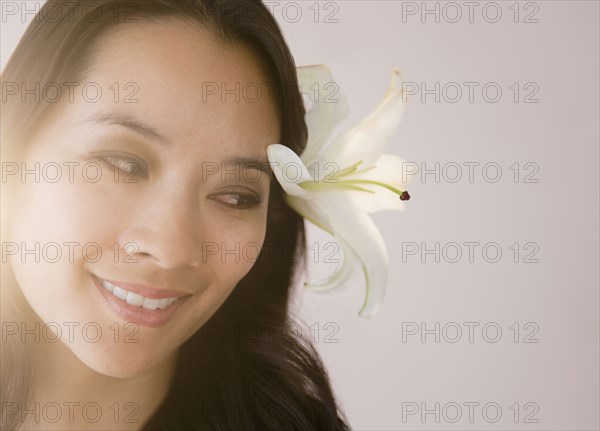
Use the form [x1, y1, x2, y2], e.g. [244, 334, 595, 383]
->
[79, 18, 280, 157]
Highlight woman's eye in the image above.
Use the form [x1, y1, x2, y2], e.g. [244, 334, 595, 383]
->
[98, 155, 147, 179]
[213, 192, 261, 210]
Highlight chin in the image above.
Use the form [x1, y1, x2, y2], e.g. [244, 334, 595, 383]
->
[65, 336, 177, 379]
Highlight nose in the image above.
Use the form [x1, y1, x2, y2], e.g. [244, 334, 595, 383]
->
[116, 187, 203, 270]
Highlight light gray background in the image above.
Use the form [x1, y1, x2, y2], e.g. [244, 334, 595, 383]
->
[2, 1, 599, 430]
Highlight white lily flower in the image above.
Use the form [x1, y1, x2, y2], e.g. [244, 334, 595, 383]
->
[266, 65, 410, 318]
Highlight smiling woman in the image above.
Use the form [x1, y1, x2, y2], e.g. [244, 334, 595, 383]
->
[0, 1, 349, 430]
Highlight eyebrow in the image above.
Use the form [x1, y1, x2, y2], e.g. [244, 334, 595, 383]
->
[84, 111, 273, 177]
[85, 112, 169, 145]
[220, 156, 272, 177]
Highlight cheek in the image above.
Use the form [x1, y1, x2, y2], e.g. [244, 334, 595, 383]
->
[200, 211, 268, 287]
[8, 175, 118, 265]
[6, 178, 115, 318]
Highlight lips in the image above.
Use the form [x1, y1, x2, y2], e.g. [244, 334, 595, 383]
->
[91, 275, 193, 328]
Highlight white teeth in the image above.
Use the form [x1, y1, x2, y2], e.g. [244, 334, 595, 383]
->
[113, 286, 128, 301]
[142, 298, 160, 311]
[100, 279, 178, 310]
[126, 292, 144, 307]
[103, 281, 116, 293]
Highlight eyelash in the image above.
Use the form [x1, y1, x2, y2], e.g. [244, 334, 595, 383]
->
[213, 193, 261, 210]
[96, 155, 261, 211]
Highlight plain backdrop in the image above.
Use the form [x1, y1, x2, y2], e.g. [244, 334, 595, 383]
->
[2, 1, 599, 430]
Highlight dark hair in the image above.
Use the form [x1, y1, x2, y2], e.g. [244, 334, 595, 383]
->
[0, 1, 349, 430]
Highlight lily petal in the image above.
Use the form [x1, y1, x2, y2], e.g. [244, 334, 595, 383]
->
[266, 144, 313, 199]
[304, 236, 357, 292]
[284, 195, 335, 235]
[297, 65, 349, 165]
[320, 69, 406, 169]
[314, 198, 390, 317]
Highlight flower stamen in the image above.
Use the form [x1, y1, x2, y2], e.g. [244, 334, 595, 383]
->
[333, 160, 364, 179]
[343, 179, 407, 197]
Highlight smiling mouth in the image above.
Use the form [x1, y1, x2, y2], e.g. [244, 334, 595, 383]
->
[91, 275, 194, 328]
[98, 279, 178, 310]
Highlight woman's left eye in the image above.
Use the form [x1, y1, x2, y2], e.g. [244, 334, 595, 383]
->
[212, 192, 261, 210]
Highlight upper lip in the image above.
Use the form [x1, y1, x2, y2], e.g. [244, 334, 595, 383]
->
[95, 275, 194, 299]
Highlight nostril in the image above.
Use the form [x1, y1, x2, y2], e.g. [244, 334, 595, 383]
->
[112, 241, 154, 264]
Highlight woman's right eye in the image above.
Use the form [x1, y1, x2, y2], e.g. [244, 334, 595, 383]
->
[98, 155, 148, 180]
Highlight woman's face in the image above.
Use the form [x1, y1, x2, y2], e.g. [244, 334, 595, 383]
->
[5, 20, 279, 377]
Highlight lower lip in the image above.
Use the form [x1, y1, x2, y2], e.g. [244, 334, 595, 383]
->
[91, 275, 190, 328]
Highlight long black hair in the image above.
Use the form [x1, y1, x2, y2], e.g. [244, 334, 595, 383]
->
[0, 1, 350, 429]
